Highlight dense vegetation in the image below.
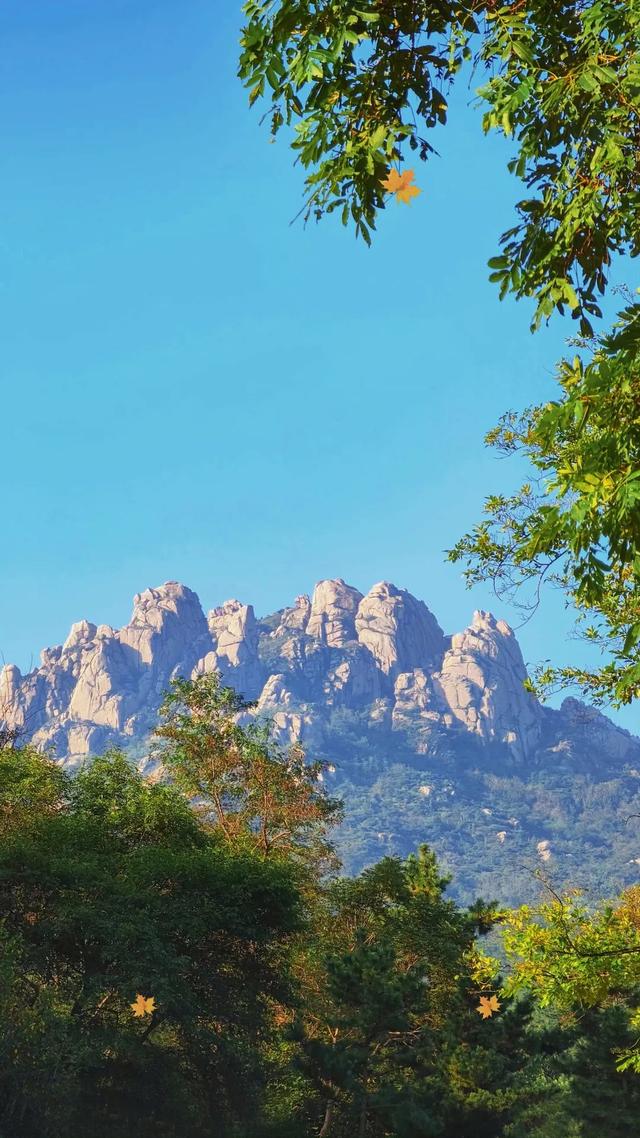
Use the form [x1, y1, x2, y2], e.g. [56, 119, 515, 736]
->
[129, 680, 640, 908]
[3, 674, 640, 1134]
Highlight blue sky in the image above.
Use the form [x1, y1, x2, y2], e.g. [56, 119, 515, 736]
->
[1, 0, 635, 730]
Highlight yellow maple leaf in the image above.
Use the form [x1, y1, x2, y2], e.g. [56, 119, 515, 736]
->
[476, 994, 501, 1019]
[381, 167, 421, 204]
[396, 182, 421, 204]
[130, 994, 156, 1018]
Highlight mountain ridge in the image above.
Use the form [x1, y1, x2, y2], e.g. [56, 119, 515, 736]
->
[4, 577, 640, 903]
[1, 576, 636, 768]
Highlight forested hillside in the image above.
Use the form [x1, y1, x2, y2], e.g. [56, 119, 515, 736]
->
[3, 578, 640, 904]
[4, 675, 640, 1137]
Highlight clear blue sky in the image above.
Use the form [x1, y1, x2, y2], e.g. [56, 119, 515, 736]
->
[0, 0, 635, 730]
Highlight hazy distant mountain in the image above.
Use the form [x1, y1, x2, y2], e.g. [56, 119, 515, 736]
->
[4, 578, 640, 903]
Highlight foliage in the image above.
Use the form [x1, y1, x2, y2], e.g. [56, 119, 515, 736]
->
[239, 1, 640, 707]
[3, 695, 640, 1132]
[239, 0, 473, 245]
[154, 672, 342, 869]
[478, 0, 640, 332]
[0, 745, 69, 832]
[449, 296, 640, 705]
[313, 708, 640, 907]
[491, 882, 640, 1078]
[0, 745, 302, 1137]
[239, 1, 640, 328]
[498, 1003, 640, 1137]
[291, 846, 507, 1136]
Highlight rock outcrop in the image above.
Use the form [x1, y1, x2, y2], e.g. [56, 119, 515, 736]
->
[0, 582, 211, 758]
[433, 610, 542, 761]
[306, 579, 363, 647]
[355, 582, 445, 679]
[1, 577, 638, 773]
[201, 599, 263, 700]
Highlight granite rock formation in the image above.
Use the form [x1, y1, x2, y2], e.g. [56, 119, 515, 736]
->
[1, 577, 638, 773]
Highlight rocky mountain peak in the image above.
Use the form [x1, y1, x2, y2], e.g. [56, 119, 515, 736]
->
[0, 577, 636, 775]
[0, 581, 212, 760]
[204, 598, 262, 698]
[119, 581, 210, 671]
[552, 696, 639, 764]
[355, 581, 446, 678]
[127, 580, 207, 636]
[434, 607, 541, 760]
[306, 578, 363, 646]
[0, 663, 22, 696]
[63, 620, 97, 651]
[270, 594, 311, 637]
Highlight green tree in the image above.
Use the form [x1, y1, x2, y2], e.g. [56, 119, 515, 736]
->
[449, 296, 640, 706]
[154, 672, 342, 869]
[558, 1006, 640, 1136]
[500, 1005, 640, 1138]
[0, 746, 303, 1137]
[239, 1, 640, 329]
[0, 744, 68, 833]
[4, 739, 638, 1134]
[290, 846, 510, 1136]
[480, 882, 640, 1076]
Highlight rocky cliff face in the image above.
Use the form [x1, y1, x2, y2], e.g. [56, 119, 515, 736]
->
[1, 577, 638, 772]
[433, 610, 543, 762]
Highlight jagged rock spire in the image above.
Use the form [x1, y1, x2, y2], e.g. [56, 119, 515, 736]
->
[1, 579, 637, 767]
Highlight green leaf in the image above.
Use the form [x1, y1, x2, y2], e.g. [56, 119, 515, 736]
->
[622, 622, 640, 656]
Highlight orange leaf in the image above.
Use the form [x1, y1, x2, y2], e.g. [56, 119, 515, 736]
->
[381, 168, 421, 205]
[381, 167, 411, 192]
[130, 994, 156, 1018]
[396, 183, 421, 204]
[476, 994, 501, 1019]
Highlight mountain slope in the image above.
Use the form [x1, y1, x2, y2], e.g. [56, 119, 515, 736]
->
[3, 578, 640, 903]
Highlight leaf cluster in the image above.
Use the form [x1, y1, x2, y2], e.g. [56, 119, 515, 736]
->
[239, 0, 479, 242]
[154, 672, 342, 870]
[448, 297, 640, 704]
[239, 1, 640, 325]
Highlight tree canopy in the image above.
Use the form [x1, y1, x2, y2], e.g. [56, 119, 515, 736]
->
[0, 746, 303, 1137]
[4, 675, 640, 1131]
[449, 295, 640, 706]
[3, 733, 640, 1134]
[154, 672, 342, 869]
[239, 0, 640, 708]
[239, 0, 640, 330]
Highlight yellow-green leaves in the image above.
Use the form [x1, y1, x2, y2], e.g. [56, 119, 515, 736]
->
[498, 888, 640, 1070]
[450, 296, 640, 707]
[239, 0, 460, 237]
[240, 1, 640, 324]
